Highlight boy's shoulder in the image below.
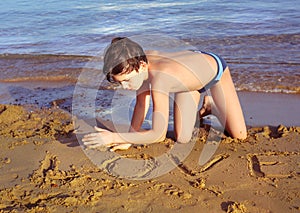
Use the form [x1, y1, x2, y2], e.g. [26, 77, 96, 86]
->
[145, 50, 159, 55]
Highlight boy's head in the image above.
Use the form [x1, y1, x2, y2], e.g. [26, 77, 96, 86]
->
[103, 37, 148, 82]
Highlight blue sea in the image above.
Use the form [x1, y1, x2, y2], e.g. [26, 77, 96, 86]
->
[0, 0, 299, 93]
[0, 0, 299, 55]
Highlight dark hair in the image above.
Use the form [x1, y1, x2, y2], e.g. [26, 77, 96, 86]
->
[103, 37, 148, 82]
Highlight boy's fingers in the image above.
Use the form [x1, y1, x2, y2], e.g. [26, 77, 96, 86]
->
[110, 143, 132, 152]
[82, 134, 98, 141]
[94, 126, 108, 132]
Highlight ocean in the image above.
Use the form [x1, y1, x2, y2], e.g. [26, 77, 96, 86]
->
[0, 0, 299, 94]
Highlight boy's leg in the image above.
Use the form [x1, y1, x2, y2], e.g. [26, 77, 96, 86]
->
[209, 68, 247, 139]
[174, 91, 201, 143]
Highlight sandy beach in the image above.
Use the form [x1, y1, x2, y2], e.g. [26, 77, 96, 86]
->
[1, 0, 299, 212]
[0, 81, 299, 213]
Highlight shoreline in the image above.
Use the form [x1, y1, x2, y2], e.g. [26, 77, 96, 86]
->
[0, 80, 299, 127]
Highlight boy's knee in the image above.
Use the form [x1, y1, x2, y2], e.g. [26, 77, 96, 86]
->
[229, 128, 247, 140]
[236, 131, 247, 140]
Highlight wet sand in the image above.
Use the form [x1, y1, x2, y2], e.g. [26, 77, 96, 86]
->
[239, 92, 300, 127]
[0, 82, 299, 212]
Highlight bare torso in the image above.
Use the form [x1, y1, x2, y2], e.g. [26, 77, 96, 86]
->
[146, 50, 218, 93]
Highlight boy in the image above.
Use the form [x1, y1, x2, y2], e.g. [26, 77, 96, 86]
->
[82, 37, 247, 150]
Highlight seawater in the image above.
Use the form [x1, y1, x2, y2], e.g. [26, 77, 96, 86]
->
[0, 0, 299, 93]
[0, 0, 299, 54]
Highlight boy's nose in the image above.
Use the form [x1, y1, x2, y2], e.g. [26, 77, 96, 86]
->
[121, 82, 129, 89]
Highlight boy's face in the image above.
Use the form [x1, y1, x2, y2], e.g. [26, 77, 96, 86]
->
[113, 69, 144, 90]
[112, 61, 148, 90]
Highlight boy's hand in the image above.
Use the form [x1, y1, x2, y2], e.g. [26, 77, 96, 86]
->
[82, 126, 114, 148]
[82, 126, 132, 151]
[109, 143, 132, 151]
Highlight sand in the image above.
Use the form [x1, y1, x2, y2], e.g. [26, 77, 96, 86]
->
[0, 97, 299, 213]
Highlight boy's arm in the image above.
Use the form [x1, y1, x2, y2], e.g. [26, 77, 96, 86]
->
[113, 76, 170, 144]
[82, 85, 169, 146]
[110, 88, 169, 144]
[105, 82, 150, 151]
[129, 83, 151, 132]
[82, 75, 170, 147]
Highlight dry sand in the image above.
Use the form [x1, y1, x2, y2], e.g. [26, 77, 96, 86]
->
[0, 94, 299, 212]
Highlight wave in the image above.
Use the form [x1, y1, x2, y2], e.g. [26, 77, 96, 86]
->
[0, 33, 299, 94]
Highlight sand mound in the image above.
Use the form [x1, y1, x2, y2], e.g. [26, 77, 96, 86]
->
[0, 104, 73, 139]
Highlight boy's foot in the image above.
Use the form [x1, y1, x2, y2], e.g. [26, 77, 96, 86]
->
[199, 95, 213, 118]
